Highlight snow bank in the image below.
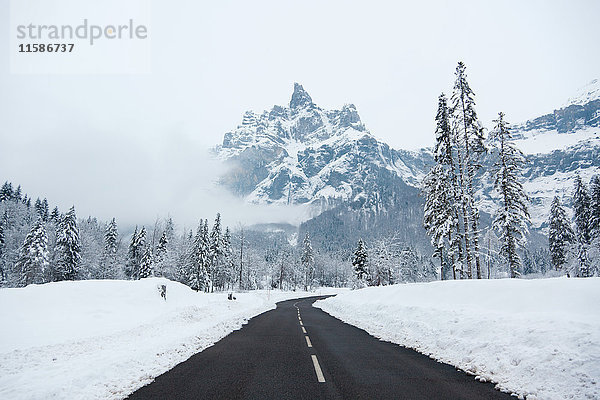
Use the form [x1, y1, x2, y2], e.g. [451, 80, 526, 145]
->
[0, 278, 319, 399]
[315, 277, 600, 400]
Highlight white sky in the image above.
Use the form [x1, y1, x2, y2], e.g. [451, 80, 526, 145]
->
[0, 0, 599, 228]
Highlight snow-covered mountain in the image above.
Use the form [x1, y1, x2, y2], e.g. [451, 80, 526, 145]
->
[509, 79, 600, 228]
[216, 81, 600, 230]
[215, 83, 430, 214]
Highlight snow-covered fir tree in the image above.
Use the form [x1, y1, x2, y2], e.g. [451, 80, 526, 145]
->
[209, 213, 223, 292]
[139, 247, 153, 278]
[352, 238, 369, 283]
[573, 175, 592, 245]
[189, 220, 211, 291]
[14, 185, 22, 202]
[126, 226, 139, 279]
[0, 219, 5, 283]
[450, 62, 486, 279]
[154, 231, 168, 277]
[135, 227, 147, 279]
[220, 227, 235, 289]
[572, 176, 592, 277]
[301, 233, 315, 290]
[548, 196, 575, 271]
[16, 218, 49, 287]
[100, 218, 119, 278]
[0, 182, 14, 202]
[50, 207, 60, 223]
[576, 241, 592, 278]
[589, 175, 600, 240]
[126, 226, 147, 280]
[490, 112, 530, 278]
[54, 206, 81, 281]
[423, 92, 460, 280]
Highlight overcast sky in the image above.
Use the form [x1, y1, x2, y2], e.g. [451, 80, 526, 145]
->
[1, 0, 599, 228]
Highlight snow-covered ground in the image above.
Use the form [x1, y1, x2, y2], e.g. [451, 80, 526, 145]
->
[315, 277, 600, 400]
[0, 278, 322, 400]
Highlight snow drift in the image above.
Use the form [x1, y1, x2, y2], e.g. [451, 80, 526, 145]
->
[0, 278, 318, 399]
[315, 277, 600, 400]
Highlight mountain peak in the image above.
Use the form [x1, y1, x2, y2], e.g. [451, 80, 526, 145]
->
[564, 78, 600, 107]
[290, 83, 313, 109]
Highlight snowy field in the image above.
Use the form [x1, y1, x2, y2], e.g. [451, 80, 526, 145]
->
[315, 277, 600, 400]
[0, 278, 323, 400]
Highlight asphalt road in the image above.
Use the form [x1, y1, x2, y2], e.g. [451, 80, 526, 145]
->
[128, 296, 513, 400]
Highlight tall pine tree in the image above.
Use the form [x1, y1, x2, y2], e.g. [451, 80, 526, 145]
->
[301, 233, 314, 290]
[490, 112, 530, 278]
[139, 247, 153, 278]
[352, 238, 369, 283]
[572, 176, 592, 277]
[54, 206, 81, 281]
[548, 196, 575, 271]
[154, 231, 168, 277]
[423, 93, 461, 280]
[573, 175, 592, 244]
[17, 218, 49, 286]
[450, 62, 486, 279]
[209, 213, 223, 292]
[189, 220, 210, 291]
[100, 218, 119, 278]
[589, 175, 600, 240]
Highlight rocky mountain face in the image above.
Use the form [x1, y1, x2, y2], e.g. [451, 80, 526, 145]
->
[216, 83, 431, 214]
[515, 79, 600, 134]
[509, 79, 600, 228]
[216, 81, 600, 232]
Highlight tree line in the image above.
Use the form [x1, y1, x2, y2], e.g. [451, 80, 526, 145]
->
[422, 62, 598, 280]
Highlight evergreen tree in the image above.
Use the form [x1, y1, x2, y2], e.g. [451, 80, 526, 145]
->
[490, 112, 530, 278]
[155, 231, 168, 276]
[34, 198, 43, 219]
[548, 197, 575, 271]
[41, 199, 49, 221]
[589, 175, 600, 240]
[0, 219, 5, 283]
[0, 182, 13, 202]
[572, 176, 592, 277]
[164, 217, 175, 244]
[100, 218, 119, 278]
[139, 247, 153, 278]
[126, 226, 139, 279]
[450, 62, 485, 279]
[301, 233, 315, 290]
[50, 207, 60, 223]
[573, 175, 592, 244]
[134, 227, 147, 279]
[209, 213, 223, 291]
[221, 227, 235, 289]
[352, 239, 369, 282]
[423, 93, 460, 280]
[16, 218, 49, 286]
[14, 185, 22, 202]
[576, 241, 592, 278]
[54, 206, 81, 281]
[189, 221, 210, 291]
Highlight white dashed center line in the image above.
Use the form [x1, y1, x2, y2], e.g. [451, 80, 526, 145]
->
[311, 355, 326, 382]
[305, 335, 313, 348]
[295, 299, 325, 383]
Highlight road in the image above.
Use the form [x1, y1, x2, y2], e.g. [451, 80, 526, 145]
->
[128, 296, 513, 400]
